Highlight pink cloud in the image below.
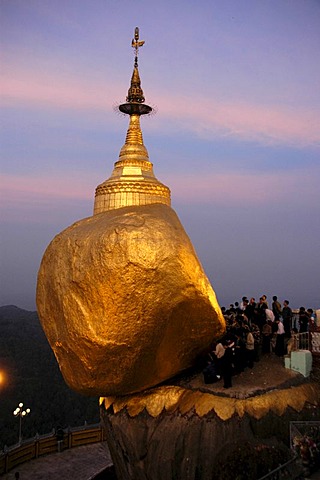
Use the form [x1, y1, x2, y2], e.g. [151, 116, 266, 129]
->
[1, 69, 124, 111]
[165, 168, 320, 206]
[1, 166, 319, 224]
[151, 92, 320, 147]
[2, 65, 319, 148]
[0, 173, 96, 223]
[1, 173, 94, 200]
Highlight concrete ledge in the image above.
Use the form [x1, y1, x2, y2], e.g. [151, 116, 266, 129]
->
[290, 350, 313, 377]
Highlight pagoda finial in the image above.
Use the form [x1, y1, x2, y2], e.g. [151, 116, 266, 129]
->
[119, 27, 152, 116]
[131, 27, 145, 68]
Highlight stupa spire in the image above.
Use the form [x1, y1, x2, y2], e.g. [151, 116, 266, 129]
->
[94, 27, 170, 215]
[118, 27, 152, 116]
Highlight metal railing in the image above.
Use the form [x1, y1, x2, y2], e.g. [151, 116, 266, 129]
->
[290, 330, 320, 355]
[310, 330, 320, 354]
[0, 422, 107, 475]
[257, 455, 302, 480]
[296, 332, 310, 351]
[257, 422, 320, 480]
[291, 312, 320, 355]
[290, 421, 320, 478]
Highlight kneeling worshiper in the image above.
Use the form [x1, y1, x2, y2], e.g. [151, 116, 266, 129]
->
[202, 354, 220, 384]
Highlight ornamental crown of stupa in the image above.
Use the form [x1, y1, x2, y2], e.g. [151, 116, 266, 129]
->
[94, 27, 171, 214]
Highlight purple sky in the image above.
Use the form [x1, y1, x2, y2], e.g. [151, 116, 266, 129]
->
[1, 0, 320, 311]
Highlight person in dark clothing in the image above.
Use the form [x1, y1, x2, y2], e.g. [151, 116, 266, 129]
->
[220, 339, 234, 388]
[234, 333, 246, 373]
[307, 308, 316, 330]
[298, 307, 309, 333]
[272, 296, 282, 320]
[202, 351, 220, 384]
[255, 297, 267, 330]
[261, 321, 272, 354]
[244, 298, 256, 324]
[203, 362, 220, 384]
[274, 319, 286, 356]
[234, 302, 242, 314]
[55, 425, 64, 452]
[282, 300, 293, 338]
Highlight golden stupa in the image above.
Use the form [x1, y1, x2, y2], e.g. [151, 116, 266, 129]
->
[36, 28, 226, 396]
[94, 28, 170, 214]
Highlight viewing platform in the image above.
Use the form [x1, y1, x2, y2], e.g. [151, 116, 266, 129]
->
[0, 441, 112, 480]
[1, 354, 319, 480]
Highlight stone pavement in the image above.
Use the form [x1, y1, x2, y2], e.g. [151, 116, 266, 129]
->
[0, 442, 112, 480]
[1, 441, 320, 480]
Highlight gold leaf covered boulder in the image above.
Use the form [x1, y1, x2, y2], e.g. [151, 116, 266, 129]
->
[36, 28, 225, 397]
[37, 203, 225, 396]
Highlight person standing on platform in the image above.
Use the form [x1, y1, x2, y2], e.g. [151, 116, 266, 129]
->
[274, 319, 285, 356]
[245, 326, 255, 368]
[256, 297, 267, 331]
[298, 307, 309, 333]
[234, 332, 246, 373]
[262, 320, 273, 354]
[307, 309, 316, 330]
[220, 339, 234, 389]
[213, 340, 225, 377]
[265, 308, 275, 324]
[240, 296, 248, 311]
[282, 300, 293, 338]
[272, 296, 282, 320]
[261, 294, 268, 308]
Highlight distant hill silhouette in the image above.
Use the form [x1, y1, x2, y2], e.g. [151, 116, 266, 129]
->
[0, 305, 100, 449]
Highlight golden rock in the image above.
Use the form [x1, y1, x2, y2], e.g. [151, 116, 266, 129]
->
[36, 203, 225, 396]
[36, 28, 225, 397]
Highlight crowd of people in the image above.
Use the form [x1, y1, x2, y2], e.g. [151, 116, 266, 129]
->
[202, 295, 318, 389]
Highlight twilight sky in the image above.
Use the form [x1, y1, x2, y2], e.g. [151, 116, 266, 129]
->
[1, 0, 319, 311]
